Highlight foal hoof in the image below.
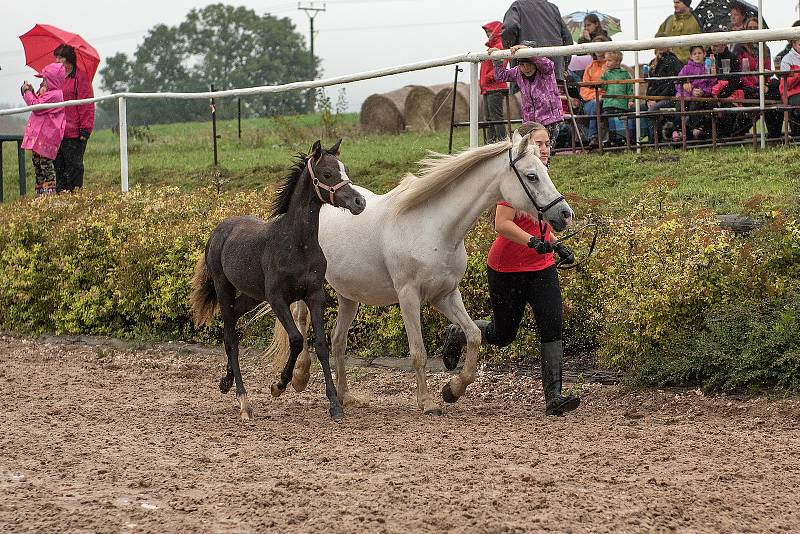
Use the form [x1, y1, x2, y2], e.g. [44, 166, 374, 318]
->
[219, 375, 233, 394]
[423, 407, 443, 416]
[238, 394, 253, 421]
[291, 372, 310, 393]
[270, 382, 286, 398]
[441, 383, 459, 404]
[330, 404, 345, 423]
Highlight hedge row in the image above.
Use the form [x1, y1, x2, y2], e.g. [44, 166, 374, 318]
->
[0, 185, 798, 392]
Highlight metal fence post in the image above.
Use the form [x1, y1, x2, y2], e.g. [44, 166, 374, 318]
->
[119, 96, 129, 193]
[469, 61, 479, 148]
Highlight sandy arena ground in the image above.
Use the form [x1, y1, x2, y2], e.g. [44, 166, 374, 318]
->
[1, 334, 799, 533]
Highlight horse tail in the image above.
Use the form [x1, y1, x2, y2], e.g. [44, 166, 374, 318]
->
[190, 254, 217, 327]
[264, 316, 291, 373]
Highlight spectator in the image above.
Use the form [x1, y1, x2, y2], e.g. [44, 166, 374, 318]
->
[580, 35, 611, 148]
[765, 56, 784, 139]
[20, 63, 66, 196]
[674, 45, 714, 141]
[646, 48, 684, 142]
[710, 43, 744, 138]
[776, 21, 800, 66]
[600, 51, 634, 145]
[578, 13, 610, 44]
[729, 5, 746, 31]
[441, 122, 580, 417]
[489, 42, 564, 143]
[501, 0, 574, 82]
[481, 21, 509, 144]
[780, 37, 800, 136]
[53, 44, 95, 193]
[736, 17, 771, 99]
[655, 0, 702, 64]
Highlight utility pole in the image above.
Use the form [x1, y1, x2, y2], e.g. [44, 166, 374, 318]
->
[298, 2, 326, 114]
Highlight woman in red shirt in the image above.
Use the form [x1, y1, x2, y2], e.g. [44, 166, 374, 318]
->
[442, 122, 579, 416]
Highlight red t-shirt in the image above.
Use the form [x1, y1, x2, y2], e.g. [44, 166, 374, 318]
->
[487, 202, 555, 272]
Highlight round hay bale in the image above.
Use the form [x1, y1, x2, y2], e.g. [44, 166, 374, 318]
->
[431, 82, 470, 131]
[359, 85, 436, 135]
[360, 93, 404, 135]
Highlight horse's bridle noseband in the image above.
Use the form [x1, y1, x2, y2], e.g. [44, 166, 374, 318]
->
[307, 156, 351, 206]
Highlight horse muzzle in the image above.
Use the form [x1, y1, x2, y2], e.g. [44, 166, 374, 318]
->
[545, 201, 574, 232]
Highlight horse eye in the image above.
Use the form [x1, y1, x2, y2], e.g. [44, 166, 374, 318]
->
[526, 172, 539, 182]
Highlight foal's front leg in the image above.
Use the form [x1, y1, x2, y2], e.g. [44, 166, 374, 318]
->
[306, 290, 344, 422]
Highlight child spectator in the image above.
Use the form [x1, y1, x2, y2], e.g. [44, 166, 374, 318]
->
[20, 63, 66, 195]
[481, 21, 508, 144]
[579, 35, 611, 148]
[489, 41, 564, 143]
[780, 38, 800, 136]
[674, 45, 714, 141]
[600, 51, 634, 145]
[736, 17, 772, 99]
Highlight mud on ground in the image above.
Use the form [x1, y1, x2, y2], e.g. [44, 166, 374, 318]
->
[1, 335, 799, 533]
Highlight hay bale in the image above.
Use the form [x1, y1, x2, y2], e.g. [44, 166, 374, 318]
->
[359, 85, 435, 134]
[431, 82, 470, 131]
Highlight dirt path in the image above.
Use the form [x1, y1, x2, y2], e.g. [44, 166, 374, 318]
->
[1, 335, 799, 533]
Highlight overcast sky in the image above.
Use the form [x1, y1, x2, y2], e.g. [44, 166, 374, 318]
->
[1, 0, 799, 114]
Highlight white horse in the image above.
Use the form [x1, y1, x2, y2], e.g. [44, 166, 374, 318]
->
[266, 131, 573, 415]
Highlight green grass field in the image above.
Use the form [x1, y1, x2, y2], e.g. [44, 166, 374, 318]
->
[3, 112, 799, 213]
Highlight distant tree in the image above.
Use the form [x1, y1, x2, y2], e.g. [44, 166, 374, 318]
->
[99, 4, 316, 126]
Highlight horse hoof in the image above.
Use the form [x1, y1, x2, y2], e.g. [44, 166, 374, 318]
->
[270, 382, 286, 398]
[219, 376, 233, 394]
[442, 383, 459, 404]
[423, 407, 443, 416]
[341, 392, 369, 408]
[240, 406, 253, 421]
[330, 405, 345, 423]
[291, 373, 310, 393]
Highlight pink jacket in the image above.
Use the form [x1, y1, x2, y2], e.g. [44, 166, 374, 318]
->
[22, 63, 66, 160]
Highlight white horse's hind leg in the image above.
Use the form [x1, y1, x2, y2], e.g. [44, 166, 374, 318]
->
[398, 288, 442, 415]
[331, 295, 366, 407]
[433, 289, 482, 402]
[290, 301, 312, 392]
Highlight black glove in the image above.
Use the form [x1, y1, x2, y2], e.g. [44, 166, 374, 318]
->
[79, 129, 91, 141]
[553, 242, 575, 265]
[528, 236, 553, 254]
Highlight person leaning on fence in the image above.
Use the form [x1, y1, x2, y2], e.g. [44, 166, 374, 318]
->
[53, 44, 95, 193]
[579, 35, 611, 148]
[674, 45, 715, 142]
[20, 63, 66, 196]
[780, 37, 800, 136]
[501, 0, 573, 83]
[735, 17, 771, 100]
[600, 51, 635, 146]
[440, 121, 580, 417]
[489, 42, 564, 144]
[481, 21, 509, 144]
[646, 47, 684, 142]
[655, 0, 702, 64]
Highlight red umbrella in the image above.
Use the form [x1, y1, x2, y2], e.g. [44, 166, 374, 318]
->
[19, 24, 100, 81]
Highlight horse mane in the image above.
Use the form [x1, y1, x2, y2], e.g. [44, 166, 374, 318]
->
[270, 154, 308, 218]
[390, 140, 513, 214]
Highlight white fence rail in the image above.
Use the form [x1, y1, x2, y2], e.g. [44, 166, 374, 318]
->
[2, 27, 799, 191]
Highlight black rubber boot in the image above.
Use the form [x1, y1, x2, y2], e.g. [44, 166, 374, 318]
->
[541, 340, 580, 416]
[441, 320, 489, 371]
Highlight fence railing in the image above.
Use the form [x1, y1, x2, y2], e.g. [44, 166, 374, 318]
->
[1, 27, 800, 192]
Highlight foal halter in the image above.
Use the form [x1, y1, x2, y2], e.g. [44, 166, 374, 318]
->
[306, 157, 351, 206]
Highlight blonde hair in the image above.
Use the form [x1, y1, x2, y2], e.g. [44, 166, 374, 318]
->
[515, 121, 546, 138]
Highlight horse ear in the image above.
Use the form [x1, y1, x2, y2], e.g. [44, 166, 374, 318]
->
[511, 130, 523, 146]
[310, 140, 323, 162]
[514, 133, 530, 159]
[328, 138, 342, 156]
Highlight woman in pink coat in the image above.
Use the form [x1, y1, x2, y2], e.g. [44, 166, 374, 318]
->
[21, 62, 66, 195]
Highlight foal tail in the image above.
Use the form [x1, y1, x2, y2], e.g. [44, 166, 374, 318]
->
[190, 254, 217, 327]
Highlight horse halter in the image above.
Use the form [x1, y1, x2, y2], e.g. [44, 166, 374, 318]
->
[508, 148, 565, 237]
[306, 156, 351, 206]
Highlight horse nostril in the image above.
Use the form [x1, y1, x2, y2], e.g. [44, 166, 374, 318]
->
[355, 197, 365, 207]
[562, 209, 573, 220]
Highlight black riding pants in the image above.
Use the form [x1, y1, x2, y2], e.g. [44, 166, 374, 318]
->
[54, 137, 87, 192]
[484, 265, 563, 346]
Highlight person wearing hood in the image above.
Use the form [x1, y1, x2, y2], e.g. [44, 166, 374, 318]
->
[481, 21, 509, 143]
[53, 44, 95, 193]
[20, 62, 66, 195]
[655, 0, 702, 64]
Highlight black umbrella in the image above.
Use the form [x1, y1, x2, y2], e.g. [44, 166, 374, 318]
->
[694, 0, 768, 33]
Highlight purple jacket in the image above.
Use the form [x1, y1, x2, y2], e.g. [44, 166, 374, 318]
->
[22, 63, 66, 160]
[493, 57, 564, 126]
[676, 60, 714, 97]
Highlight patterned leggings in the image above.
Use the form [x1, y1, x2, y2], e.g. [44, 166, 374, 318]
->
[32, 152, 57, 195]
